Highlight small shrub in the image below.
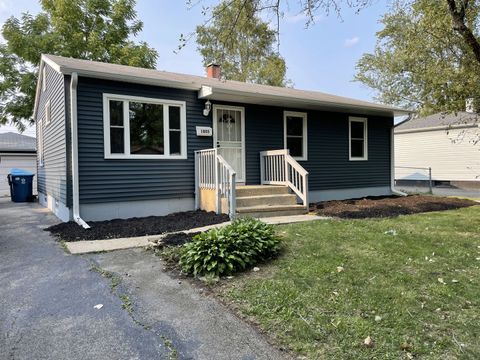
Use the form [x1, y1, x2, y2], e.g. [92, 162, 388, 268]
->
[179, 218, 281, 277]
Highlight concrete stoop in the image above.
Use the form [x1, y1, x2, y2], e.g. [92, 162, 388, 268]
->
[235, 185, 308, 218]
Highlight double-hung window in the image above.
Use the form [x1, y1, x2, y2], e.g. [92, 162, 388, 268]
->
[349, 117, 368, 160]
[284, 111, 307, 161]
[103, 94, 187, 159]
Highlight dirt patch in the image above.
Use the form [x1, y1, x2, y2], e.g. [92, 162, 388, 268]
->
[46, 211, 229, 241]
[310, 195, 478, 219]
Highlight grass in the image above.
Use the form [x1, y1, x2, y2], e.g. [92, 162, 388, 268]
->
[216, 206, 480, 359]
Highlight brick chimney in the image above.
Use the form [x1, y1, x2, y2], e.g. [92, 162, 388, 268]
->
[206, 63, 221, 79]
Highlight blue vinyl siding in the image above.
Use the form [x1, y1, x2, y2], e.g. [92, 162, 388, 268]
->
[241, 104, 392, 190]
[76, 78, 392, 204]
[76, 77, 213, 204]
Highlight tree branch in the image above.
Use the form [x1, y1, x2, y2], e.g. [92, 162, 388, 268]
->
[446, 0, 480, 64]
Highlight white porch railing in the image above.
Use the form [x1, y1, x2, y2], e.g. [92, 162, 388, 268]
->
[195, 148, 236, 219]
[260, 149, 309, 207]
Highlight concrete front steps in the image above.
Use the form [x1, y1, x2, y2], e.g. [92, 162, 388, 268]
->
[236, 185, 308, 218]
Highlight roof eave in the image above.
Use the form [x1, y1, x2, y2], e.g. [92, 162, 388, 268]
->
[200, 86, 410, 117]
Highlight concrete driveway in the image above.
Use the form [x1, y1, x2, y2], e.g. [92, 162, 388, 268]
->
[0, 198, 285, 360]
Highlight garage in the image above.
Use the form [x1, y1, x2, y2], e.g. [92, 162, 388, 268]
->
[0, 132, 36, 197]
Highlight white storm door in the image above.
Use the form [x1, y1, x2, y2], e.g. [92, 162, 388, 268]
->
[213, 105, 245, 183]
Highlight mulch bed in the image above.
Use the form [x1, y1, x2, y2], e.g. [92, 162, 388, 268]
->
[46, 211, 229, 242]
[161, 232, 199, 247]
[310, 195, 478, 219]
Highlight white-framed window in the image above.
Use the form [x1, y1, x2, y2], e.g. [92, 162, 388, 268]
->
[284, 111, 307, 161]
[42, 66, 47, 92]
[45, 100, 51, 125]
[349, 117, 368, 161]
[103, 94, 187, 159]
[38, 116, 44, 166]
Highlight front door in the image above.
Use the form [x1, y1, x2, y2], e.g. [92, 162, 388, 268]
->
[213, 105, 245, 182]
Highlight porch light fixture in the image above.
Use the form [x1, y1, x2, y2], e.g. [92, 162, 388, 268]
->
[203, 100, 212, 116]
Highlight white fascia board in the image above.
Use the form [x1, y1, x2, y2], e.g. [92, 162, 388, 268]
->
[33, 56, 63, 119]
[41, 54, 62, 73]
[58, 67, 201, 91]
[208, 87, 410, 117]
[394, 123, 478, 134]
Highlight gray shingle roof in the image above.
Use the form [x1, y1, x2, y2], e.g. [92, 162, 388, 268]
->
[0, 132, 36, 152]
[395, 112, 479, 131]
[42, 54, 409, 117]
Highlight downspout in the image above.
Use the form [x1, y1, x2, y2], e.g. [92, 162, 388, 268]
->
[390, 125, 407, 197]
[70, 72, 90, 228]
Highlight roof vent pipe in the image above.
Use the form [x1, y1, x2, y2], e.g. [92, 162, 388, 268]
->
[70, 72, 90, 229]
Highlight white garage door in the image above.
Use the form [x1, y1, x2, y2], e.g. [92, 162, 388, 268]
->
[0, 155, 37, 197]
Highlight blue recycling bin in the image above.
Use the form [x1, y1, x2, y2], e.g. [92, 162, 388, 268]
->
[7, 168, 35, 203]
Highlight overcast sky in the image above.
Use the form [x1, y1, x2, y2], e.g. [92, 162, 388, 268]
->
[0, 0, 389, 137]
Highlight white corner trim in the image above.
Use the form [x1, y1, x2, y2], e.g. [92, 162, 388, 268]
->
[38, 192, 71, 222]
[283, 110, 308, 161]
[349, 116, 368, 161]
[102, 93, 188, 160]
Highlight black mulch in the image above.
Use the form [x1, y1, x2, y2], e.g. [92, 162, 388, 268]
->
[310, 195, 478, 219]
[161, 232, 200, 247]
[46, 211, 229, 241]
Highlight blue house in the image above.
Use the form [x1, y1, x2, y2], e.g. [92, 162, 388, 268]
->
[34, 54, 408, 227]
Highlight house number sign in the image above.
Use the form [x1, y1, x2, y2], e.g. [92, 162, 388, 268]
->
[196, 126, 212, 137]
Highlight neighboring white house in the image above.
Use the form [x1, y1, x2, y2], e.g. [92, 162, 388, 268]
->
[395, 111, 480, 189]
[0, 132, 37, 197]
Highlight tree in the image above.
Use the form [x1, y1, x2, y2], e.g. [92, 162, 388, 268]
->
[0, 0, 158, 131]
[354, 0, 480, 115]
[195, 0, 288, 86]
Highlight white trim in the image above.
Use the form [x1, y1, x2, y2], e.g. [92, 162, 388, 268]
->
[212, 104, 246, 183]
[102, 93, 187, 160]
[45, 100, 51, 125]
[37, 115, 44, 167]
[41, 54, 62, 73]
[349, 116, 368, 161]
[394, 123, 479, 134]
[38, 192, 71, 222]
[283, 111, 308, 161]
[390, 126, 407, 196]
[42, 66, 47, 92]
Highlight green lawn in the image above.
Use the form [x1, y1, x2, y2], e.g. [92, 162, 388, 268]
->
[216, 206, 480, 359]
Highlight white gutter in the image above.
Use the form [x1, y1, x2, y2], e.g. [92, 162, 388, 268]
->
[390, 126, 407, 197]
[70, 72, 90, 229]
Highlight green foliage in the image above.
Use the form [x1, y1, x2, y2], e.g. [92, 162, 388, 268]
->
[179, 218, 281, 277]
[196, 0, 288, 86]
[355, 0, 480, 115]
[0, 0, 158, 131]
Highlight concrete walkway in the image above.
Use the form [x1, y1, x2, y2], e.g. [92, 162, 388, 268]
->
[0, 198, 286, 360]
[67, 214, 327, 254]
